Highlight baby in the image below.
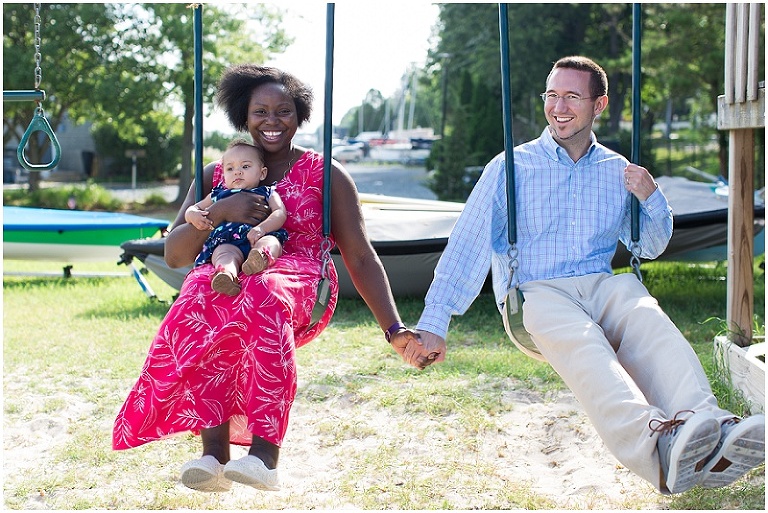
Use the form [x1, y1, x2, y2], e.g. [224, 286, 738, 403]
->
[185, 140, 288, 295]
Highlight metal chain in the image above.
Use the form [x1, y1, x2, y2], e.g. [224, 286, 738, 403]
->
[33, 3, 42, 91]
[506, 243, 520, 287]
[319, 237, 332, 279]
[629, 241, 643, 283]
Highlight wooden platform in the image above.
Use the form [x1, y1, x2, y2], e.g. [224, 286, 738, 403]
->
[714, 335, 766, 413]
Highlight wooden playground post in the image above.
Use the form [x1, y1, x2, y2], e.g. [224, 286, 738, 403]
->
[717, 2, 764, 346]
[715, 3, 765, 412]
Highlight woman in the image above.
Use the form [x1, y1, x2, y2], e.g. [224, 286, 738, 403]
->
[113, 65, 421, 492]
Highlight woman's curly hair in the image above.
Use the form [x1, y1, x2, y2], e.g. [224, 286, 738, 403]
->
[216, 64, 314, 132]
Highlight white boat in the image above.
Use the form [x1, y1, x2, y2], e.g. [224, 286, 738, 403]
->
[612, 175, 765, 266]
[3, 206, 169, 263]
[119, 178, 765, 299]
[333, 194, 463, 296]
[118, 193, 463, 298]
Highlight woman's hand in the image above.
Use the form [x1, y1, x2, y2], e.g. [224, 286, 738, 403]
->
[207, 191, 271, 227]
[389, 329, 445, 370]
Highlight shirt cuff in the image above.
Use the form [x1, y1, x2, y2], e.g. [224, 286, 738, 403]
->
[640, 186, 668, 217]
[415, 305, 452, 339]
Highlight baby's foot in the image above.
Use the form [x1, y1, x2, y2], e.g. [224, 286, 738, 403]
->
[211, 267, 241, 296]
[243, 248, 274, 275]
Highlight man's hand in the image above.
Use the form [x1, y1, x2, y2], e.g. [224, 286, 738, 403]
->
[411, 330, 446, 367]
[623, 163, 656, 202]
[390, 329, 446, 370]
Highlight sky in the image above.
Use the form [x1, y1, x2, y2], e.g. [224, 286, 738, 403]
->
[207, 1, 440, 134]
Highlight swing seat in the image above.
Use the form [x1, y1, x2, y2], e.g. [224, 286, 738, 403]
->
[502, 287, 546, 362]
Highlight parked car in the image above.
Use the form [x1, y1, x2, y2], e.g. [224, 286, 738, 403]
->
[332, 145, 364, 163]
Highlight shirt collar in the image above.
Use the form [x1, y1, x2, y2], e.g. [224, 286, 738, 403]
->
[540, 127, 598, 163]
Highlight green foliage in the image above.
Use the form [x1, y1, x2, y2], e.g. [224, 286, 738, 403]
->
[598, 128, 656, 171]
[344, 89, 386, 137]
[428, 108, 471, 202]
[129, 3, 290, 201]
[427, 68, 504, 201]
[422, 3, 734, 201]
[2, 180, 122, 210]
[3, 3, 289, 198]
[141, 192, 171, 208]
[204, 130, 236, 153]
[3, 3, 117, 161]
[91, 111, 183, 181]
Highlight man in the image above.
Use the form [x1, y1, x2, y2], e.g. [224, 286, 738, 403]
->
[410, 56, 764, 494]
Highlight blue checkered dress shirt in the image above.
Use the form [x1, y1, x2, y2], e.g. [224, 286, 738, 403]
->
[417, 128, 673, 338]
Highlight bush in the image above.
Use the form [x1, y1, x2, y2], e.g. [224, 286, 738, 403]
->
[140, 192, 170, 208]
[3, 181, 123, 211]
[91, 112, 183, 182]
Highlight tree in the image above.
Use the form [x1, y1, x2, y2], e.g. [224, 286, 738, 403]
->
[3, 3, 289, 198]
[641, 4, 730, 175]
[424, 3, 732, 202]
[343, 89, 387, 137]
[3, 3, 117, 190]
[96, 3, 290, 204]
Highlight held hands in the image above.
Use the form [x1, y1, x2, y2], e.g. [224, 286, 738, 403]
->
[623, 164, 657, 202]
[389, 329, 447, 370]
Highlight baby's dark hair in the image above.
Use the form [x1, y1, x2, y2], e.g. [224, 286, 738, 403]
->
[225, 138, 266, 165]
[216, 64, 314, 132]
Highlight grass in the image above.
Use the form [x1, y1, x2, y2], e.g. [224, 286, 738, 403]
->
[2, 256, 765, 509]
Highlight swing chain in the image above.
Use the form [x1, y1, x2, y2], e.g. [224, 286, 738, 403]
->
[16, 2, 61, 172]
[506, 243, 520, 288]
[319, 237, 332, 279]
[629, 241, 643, 283]
[33, 3, 42, 93]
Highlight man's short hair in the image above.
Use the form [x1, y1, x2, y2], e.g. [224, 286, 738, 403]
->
[548, 56, 608, 98]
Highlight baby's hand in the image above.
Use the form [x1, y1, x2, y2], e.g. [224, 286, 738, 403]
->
[186, 208, 213, 231]
[247, 226, 264, 245]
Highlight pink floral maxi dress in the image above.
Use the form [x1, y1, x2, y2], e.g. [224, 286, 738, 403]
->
[113, 150, 339, 449]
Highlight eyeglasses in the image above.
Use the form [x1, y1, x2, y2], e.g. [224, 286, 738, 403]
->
[540, 92, 600, 106]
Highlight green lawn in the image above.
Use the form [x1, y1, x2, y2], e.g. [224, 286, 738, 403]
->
[2, 256, 764, 509]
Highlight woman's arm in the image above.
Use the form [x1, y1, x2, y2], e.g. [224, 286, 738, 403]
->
[165, 162, 271, 268]
[329, 163, 403, 333]
[257, 191, 288, 234]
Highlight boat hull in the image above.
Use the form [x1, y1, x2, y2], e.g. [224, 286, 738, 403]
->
[117, 183, 766, 299]
[3, 206, 169, 263]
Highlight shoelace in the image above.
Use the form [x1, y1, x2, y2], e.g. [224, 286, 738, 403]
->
[648, 409, 695, 438]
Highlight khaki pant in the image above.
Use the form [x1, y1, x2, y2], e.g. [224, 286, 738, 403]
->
[520, 272, 730, 491]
